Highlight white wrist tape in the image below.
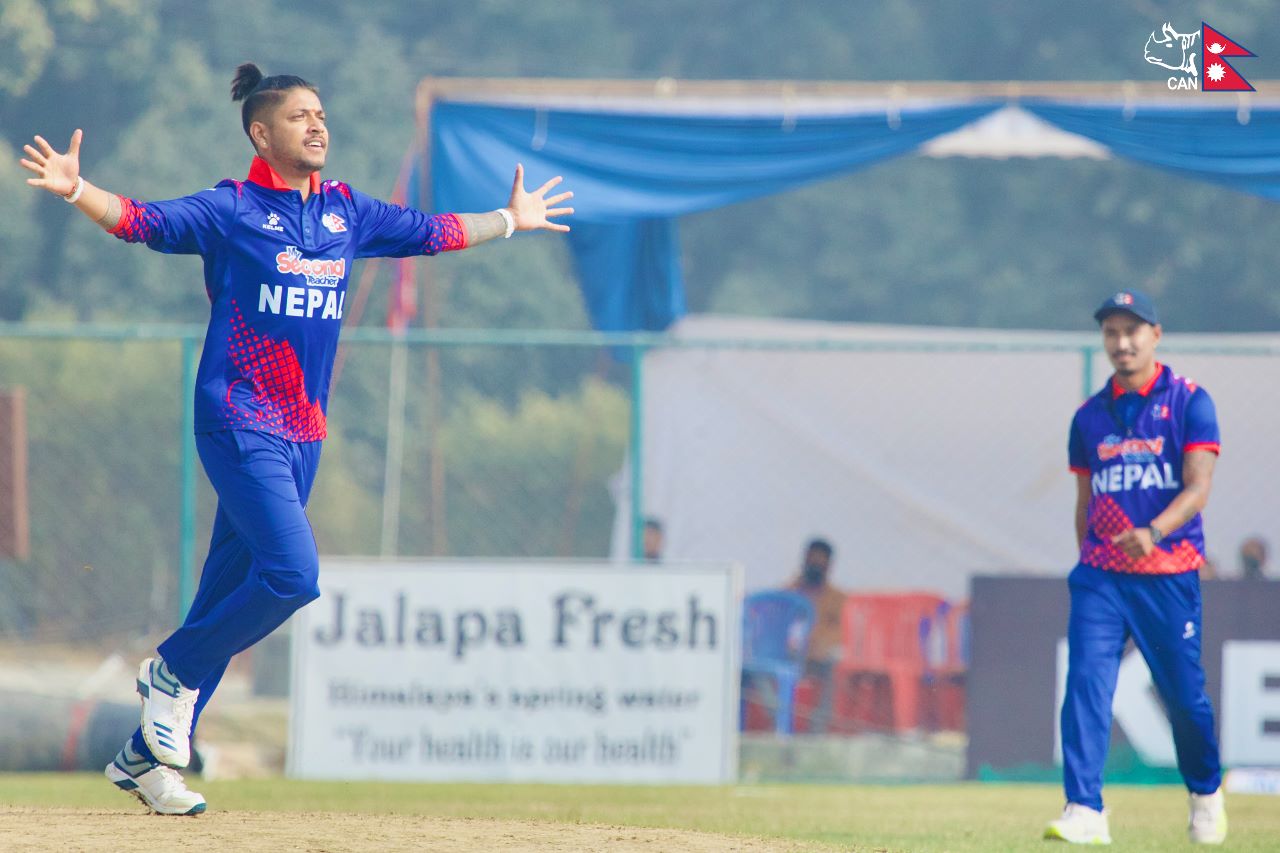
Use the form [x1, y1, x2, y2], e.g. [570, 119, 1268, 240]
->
[63, 175, 85, 204]
[496, 207, 515, 238]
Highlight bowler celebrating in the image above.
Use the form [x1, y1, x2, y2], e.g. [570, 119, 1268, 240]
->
[1046, 290, 1226, 845]
[20, 63, 572, 815]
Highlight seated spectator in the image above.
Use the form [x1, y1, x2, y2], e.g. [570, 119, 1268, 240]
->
[786, 537, 845, 734]
[1240, 536, 1269, 580]
[642, 517, 664, 563]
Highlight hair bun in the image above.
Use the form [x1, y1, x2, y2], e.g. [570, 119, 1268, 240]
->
[231, 63, 264, 102]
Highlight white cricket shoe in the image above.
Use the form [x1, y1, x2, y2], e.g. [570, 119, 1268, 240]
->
[1044, 802, 1111, 845]
[1188, 789, 1227, 844]
[106, 760, 206, 816]
[137, 657, 199, 768]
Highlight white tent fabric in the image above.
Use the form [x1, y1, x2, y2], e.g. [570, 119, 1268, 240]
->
[611, 315, 1280, 597]
[919, 105, 1112, 159]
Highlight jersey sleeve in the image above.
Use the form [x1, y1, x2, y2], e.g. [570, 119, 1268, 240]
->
[109, 187, 236, 255]
[1183, 387, 1221, 454]
[349, 187, 469, 259]
[1068, 411, 1090, 474]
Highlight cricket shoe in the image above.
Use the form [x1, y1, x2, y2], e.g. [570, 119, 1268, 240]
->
[106, 743, 205, 816]
[1188, 789, 1227, 844]
[137, 656, 199, 768]
[1044, 802, 1111, 845]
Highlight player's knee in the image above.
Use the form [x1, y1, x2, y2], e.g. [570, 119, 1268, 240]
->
[262, 549, 320, 602]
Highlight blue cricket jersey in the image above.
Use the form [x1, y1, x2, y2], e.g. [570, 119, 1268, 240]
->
[111, 156, 467, 441]
[1068, 363, 1220, 574]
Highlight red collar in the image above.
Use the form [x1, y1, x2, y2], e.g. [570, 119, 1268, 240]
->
[1111, 362, 1163, 398]
[247, 156, 321, 194]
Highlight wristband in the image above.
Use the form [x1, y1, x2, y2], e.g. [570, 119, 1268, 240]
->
[496, 207, 515, 239]
[63, 176, 85, 204]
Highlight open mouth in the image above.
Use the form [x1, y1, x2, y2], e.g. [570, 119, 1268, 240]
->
[305, 139, 326, 152]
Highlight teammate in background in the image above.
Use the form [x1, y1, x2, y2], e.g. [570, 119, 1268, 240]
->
[1046, 291, 1226, 846]
[19, 63, 572, 815]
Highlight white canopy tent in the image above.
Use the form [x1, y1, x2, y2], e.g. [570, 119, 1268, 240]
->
[611, 315, 1280, 596]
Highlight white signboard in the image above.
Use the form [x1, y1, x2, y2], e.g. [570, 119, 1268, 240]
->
[288, 560, 742, 783]
[1222, 641, 1280, 767]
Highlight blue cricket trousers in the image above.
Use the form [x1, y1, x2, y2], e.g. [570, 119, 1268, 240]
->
[1060, 563, 1221, 810]
[132, 429, 322, 763]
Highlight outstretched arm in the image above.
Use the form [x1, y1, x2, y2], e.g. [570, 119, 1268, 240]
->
[454, 163, 574, 248]
[20, 129, 124, 231]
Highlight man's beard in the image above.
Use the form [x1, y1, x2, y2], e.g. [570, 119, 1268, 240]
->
[1110, 352, 1141, 373]
[293, 148, 325, 173]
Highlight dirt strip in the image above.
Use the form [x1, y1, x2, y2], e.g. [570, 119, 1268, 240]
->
[0, 808, 830, 853]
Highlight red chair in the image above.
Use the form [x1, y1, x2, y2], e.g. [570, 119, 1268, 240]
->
[833, 593, 946, 733]
[791, 676, 821, 733]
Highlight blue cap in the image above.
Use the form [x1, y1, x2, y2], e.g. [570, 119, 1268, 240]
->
[1094, 289, 1159, 326]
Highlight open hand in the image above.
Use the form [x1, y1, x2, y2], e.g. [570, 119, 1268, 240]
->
[506, 164, 573, 232]
[20, 129, 82, 197]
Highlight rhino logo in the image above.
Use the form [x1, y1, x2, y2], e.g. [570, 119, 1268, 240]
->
[1144, 23, 1199, 77]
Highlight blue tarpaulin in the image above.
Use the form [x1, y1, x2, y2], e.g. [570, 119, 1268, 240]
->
[423, 101, 1000, 331]
[1025, 103, 1280, 201]
[415, 98, 1280, 331]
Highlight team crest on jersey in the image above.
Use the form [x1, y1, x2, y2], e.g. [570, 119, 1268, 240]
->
[262, 212, 284, 233]
[321, 212, 347, 233]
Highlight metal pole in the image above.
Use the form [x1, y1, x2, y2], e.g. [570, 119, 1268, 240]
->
[629, 345, 646, 560]
[380, 338, 409, 556]
[178, 335, 198, 620]
[419, 86, 449, 556]
[1080, 345, 1095, 400]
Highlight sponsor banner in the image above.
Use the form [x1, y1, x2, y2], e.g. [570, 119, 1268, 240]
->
[288, 560, 742, 783]
[967, 576, 1280, 779]
[1222, 641, 1280, 767]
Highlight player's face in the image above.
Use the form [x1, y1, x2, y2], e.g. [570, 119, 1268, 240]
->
[1101, 313, 1161, 376]
[256, 88, 328, 174]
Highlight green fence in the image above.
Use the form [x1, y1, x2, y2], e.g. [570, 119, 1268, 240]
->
[0, 325, 654, 642]
[2, 322, 1277, 646]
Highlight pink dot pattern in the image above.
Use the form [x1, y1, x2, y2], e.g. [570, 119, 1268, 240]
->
[221, 299, 327, 442]
[109, 197, 163, 243]
[322, 180, 353, 200]
[1082, 494, 1203, 575]
[425, 213, 467, 254]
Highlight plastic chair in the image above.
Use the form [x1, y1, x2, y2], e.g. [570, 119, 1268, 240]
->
[740, 590, 815, 735]
[833, 592, 946, 732]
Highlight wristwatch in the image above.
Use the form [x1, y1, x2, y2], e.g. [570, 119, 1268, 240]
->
[1148, 524, 1165, 545]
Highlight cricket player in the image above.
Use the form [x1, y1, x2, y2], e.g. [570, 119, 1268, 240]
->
[1046, 290, 1226, 845]
[20, 63, 572, 815]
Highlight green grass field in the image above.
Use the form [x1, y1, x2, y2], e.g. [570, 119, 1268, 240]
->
[1, 774, 1277, 852]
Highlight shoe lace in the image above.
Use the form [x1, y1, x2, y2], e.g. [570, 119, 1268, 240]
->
[155, 765, 189, 792]
[173, 688, 199, 735]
